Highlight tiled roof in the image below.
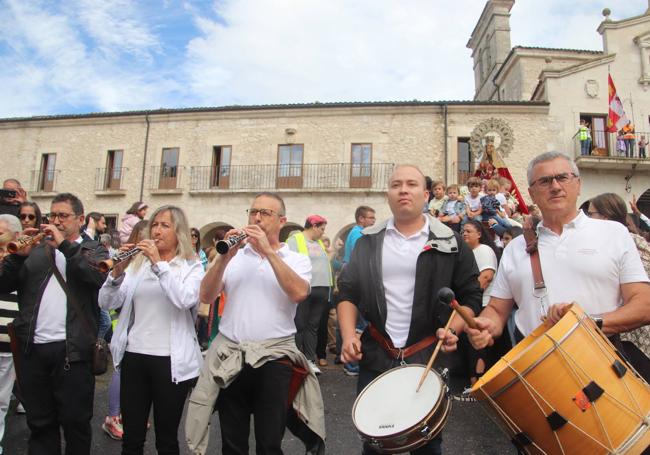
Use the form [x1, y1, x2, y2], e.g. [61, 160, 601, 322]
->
[0, 100, 549, 123]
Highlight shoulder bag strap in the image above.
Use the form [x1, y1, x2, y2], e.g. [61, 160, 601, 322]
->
[46, 244, 97, 340]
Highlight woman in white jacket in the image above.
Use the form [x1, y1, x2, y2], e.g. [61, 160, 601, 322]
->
[99, 205, 204, 455]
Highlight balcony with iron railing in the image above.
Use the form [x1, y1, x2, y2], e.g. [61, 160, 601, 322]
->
[95, 167, 128, 194]
[149, 165, 185, 193]
[574, 131, 650, 171]
[29, 169, 60, 195]
[189, 163, 395, 192]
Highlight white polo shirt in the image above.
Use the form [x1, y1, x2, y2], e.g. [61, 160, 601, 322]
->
[382, 216, 429, 348]
[490, 212, 649, 335]
[218, 243, 311, 343]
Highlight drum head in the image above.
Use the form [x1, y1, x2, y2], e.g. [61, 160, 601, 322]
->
[353, 365, 443, 437]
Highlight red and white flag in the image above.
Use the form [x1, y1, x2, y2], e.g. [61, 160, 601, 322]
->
[607, 74, 628, 132]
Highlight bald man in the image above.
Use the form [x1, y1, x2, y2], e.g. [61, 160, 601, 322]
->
[337, 165, 482, 455]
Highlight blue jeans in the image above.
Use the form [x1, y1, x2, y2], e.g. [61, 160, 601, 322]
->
[580, 139, 591, 156]
[358, 366, 443, 455]
[485, 214, 510, 236]
[98, 309, 112, 340]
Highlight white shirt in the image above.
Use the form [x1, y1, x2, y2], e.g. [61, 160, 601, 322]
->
[34, 237, 83, 344]
[100, 258, 205, 383]
[219, 244, 312, 343]
[465, 194, 481, 211]
[382, 216, 430, 348]
[126, 261, 179, 356]
[472, 244, 498, 307]
[490, 212, 649, 335]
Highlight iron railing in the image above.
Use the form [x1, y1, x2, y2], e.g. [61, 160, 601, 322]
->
[189, 163, 394, 191]
[149, 165, 185, 190]
[574, 131, 649, 158]
[95, 167, 128, 191]
[30, 169, 60, 192]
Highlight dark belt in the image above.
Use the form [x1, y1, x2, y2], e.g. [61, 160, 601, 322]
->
[367, 323, 437, 360]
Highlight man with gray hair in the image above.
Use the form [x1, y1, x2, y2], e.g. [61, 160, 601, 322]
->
[0, 214, 22, 454]
[467, 151, 650, 378]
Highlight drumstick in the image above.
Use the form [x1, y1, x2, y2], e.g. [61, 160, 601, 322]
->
[416, 309, 457, 393]
[450, 300, 478, 330]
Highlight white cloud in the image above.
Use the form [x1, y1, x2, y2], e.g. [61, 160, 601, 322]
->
[0, 0, 179, 116]
[0, 0, 648, 117]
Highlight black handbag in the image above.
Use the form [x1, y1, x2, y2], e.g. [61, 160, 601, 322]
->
[47, 245, 108, 375]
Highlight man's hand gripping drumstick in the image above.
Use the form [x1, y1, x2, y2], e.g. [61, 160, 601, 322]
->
[416, 288, 472, 392]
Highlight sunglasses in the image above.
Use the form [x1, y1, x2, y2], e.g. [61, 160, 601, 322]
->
[19, 213, 36, 221]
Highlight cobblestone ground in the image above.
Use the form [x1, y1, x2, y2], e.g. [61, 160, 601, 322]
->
[4, 353, 516, 454]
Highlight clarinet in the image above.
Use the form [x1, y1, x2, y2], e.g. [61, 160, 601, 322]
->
[216, 233, 248, 254]
[97, 247, 142, 273]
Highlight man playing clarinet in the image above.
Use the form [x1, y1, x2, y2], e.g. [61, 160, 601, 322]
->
[337, 165, 482, 454]
[185, 191, 326, 454]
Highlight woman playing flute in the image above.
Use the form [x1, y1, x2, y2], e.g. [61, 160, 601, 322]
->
[99, 205, 204, 455]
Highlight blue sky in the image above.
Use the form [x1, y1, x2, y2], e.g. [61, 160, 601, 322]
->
[0, 0, 646, 118]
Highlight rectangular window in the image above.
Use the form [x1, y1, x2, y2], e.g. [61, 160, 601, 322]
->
[457, 138, 473, 184]
[39, 153, 56, 192]
[105, 150, 124, 190]
[211, 146, 232, 189]
[581, 114, 608, 155]
[104, 215, 118, 233]
[277, 144, 303, 188]
[350, 143, 372, 188]
[160, 147, 179, 189]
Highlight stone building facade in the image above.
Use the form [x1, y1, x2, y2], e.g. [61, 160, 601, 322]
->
[1, 0, 649, 243]
[0, 102, 551, 243]
[468, 0, 650, 211]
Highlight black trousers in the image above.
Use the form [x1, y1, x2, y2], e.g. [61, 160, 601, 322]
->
[217, 359, 293, 455]
[295, 286, 330, 362]
[120, 352, 192, 455]
[315, 299, 333, 360]
[19, 341, 95, 455]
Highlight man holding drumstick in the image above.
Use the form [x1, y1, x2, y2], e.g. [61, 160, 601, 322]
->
[338, 165, 482, 455]
[466, 152, 650, 379]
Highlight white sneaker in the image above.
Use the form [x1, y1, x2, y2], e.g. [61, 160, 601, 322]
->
[308, 360, 322, 375]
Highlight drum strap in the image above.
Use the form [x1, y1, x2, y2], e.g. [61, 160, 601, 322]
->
[367, 324, 437, 360]
[522, 227, 545, 292]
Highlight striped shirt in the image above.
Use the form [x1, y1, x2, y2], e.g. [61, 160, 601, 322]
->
[0, 292, 19, 353]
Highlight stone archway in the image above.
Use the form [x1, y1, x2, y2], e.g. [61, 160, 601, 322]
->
[200, 221, 234, 249]
[637, 187, 650, 225]
[280, 222, 303, 242]
[333, 223, 356, 246]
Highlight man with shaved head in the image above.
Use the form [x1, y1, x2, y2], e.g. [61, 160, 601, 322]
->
[337, 164, 482, 454]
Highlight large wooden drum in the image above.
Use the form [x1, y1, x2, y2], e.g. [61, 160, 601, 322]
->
[471, 304, 650, 454]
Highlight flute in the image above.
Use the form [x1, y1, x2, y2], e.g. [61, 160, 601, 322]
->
[98, 247, 142, 273]
[7, 233, 46, 254]
[216, 233, 248, 254]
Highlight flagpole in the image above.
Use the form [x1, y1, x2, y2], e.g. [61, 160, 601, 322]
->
[629, 91, 636, 126]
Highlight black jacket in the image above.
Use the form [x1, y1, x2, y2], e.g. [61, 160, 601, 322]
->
[0, 236, 108, 362]
[337, 216, 482, 373]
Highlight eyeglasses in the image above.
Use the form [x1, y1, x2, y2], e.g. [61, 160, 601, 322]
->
[19, 213, 36, 221]
[191, 233, 199, 238]
[246, 208, 282, 218]
[47, 212, 75, 221]
[530, 172, 578, 188]
[587, 210, 601, 218]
